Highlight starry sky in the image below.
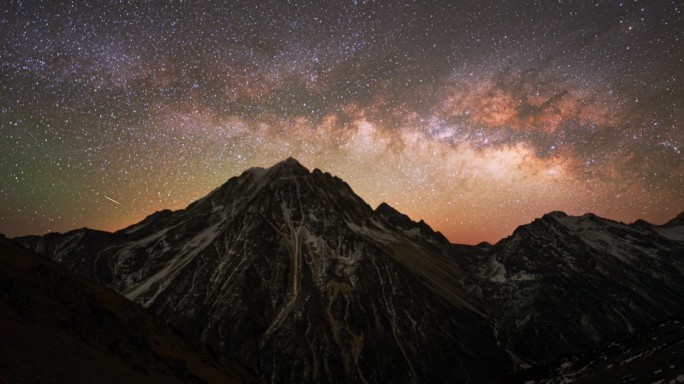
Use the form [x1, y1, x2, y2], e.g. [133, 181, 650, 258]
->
[1, 0, 683, 244]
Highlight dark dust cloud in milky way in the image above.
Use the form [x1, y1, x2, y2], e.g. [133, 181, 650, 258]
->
[1, 0, 682, 244]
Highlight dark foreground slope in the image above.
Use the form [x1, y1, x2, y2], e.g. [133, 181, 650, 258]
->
[17, 158, 513, 384]
[504, 313, 684, 384]
[0, 234, 260, 384]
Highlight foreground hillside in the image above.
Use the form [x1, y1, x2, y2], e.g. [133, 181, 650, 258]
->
[0, 234, 260, 384]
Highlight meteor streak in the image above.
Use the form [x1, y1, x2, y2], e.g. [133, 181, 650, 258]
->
[104, 196, 125, 207]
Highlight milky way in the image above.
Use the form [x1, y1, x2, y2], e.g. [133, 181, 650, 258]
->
[1, 0, 682, 244]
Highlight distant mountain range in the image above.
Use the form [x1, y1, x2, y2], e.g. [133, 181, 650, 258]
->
[14, 158, 684, 383]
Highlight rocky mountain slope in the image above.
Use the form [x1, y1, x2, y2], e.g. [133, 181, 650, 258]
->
[0, 234, 260, 384]
[15, 158, 684, 383]
[17, 158, 513, 383]
[457, 211, 684, 368]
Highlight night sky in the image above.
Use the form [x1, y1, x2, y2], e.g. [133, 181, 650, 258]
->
[1, 0, 682, 244]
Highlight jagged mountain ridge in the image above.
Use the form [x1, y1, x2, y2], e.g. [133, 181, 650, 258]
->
[17, 158, 512, 384]
[15, 158, 684, 382]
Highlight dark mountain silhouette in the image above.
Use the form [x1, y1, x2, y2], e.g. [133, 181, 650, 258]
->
[15, 158, 684, 383]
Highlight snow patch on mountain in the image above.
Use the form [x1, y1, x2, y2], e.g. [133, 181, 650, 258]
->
[657, 226, 684, 241]
[245, 166, 269, 181]
[125, 221, 149, 234]
[346, 221, 396, 244]
[122, 208, 227, 306]
[483, 257, 507, 283]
